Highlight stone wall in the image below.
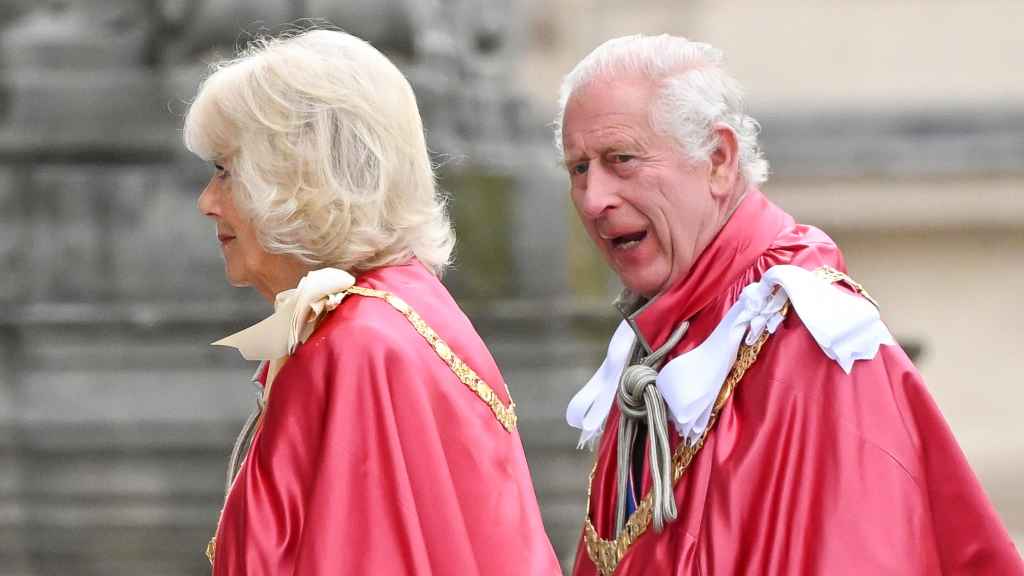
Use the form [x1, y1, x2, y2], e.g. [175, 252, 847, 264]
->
[3, 2, 1020, 575]
[0, 1, 587, 574]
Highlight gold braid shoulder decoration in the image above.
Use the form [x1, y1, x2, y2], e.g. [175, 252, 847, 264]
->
[344, 285, 517, 432]
[582, 302, 788, 576]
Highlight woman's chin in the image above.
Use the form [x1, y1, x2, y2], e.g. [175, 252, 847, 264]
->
[223, 267, 252, 289]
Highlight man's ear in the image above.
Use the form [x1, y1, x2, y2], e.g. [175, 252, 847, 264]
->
[709, 124, 740, 198]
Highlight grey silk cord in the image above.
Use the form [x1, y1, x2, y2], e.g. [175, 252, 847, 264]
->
[615, 320, 690, 536]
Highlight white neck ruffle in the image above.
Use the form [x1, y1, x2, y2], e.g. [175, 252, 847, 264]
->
[566, 265, 895, 446]
[212, 267, 356, 361]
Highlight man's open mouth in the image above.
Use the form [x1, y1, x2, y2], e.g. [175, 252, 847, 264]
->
[612, 230, 647, 250]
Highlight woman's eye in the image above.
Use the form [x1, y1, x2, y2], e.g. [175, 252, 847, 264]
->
[213, 163, 229, 178]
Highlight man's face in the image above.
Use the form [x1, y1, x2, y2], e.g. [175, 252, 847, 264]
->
[562, 75, 723, 298]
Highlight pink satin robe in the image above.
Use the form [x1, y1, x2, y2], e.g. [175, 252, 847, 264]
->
[212, 261, 561, 575]
[573, 190, 1023, 575]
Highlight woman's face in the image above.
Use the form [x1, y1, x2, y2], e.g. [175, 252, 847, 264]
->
[197, 162, 309, 301]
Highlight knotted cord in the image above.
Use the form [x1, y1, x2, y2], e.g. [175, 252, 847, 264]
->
[614, 320, 689, 535]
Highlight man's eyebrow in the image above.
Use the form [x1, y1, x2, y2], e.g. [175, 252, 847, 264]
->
[562, 134, 645, 168]
[602, 134, 644, 151]
[562, 153, 586, 169]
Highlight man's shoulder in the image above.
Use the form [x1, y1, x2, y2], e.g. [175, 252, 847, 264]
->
[752, 320, 927, 473]
[765, 222, 848, 272]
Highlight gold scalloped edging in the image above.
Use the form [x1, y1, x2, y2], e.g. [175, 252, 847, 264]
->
[582, 302, 790, 575]
[345, 285, 518, 432]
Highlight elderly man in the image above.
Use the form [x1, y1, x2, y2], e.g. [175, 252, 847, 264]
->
[557, 34, 1023, 575]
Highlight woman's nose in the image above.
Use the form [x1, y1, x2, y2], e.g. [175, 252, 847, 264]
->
[197, 178, 218, 216]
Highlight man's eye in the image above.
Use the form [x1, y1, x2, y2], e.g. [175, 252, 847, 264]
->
[610, 154, 634, 164]
[571, 162, 589, 175]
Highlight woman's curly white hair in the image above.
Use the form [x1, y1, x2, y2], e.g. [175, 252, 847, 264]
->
[184, 29, 454, 275]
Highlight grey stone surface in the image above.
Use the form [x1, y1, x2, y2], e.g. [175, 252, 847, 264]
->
[0, 2, 584, 574]
[3, 2, 1020, 575]
[759, 107, 1024, 179]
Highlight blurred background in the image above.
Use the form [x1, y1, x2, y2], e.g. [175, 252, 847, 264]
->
[0, 0, 1020, 574]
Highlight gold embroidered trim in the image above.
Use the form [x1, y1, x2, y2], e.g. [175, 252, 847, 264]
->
[582, 265, 876, 573]
[582, 302, 790, 576]
[345, 285, 518, 432]
[815, 265, 880, 309]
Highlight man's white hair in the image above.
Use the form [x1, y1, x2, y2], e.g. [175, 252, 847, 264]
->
[553, 34, 769, 186]
[184, 29, 454, 275]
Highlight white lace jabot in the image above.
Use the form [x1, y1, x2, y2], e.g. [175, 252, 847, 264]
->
[566, 265, 896, 446]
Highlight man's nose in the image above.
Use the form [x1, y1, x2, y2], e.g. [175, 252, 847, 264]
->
[576, 165, 620, 219]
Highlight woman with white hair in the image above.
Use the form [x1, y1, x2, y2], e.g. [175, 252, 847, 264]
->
[184, 29, 560, 575]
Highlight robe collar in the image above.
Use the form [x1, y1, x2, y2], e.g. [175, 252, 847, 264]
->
[617, 189, 793, 354]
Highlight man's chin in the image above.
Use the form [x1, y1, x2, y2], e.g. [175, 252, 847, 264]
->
[619, 277, 663, 299]
[608, 252, 669, 298]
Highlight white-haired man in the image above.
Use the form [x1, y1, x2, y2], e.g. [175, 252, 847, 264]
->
[558, 34, 1023, 575]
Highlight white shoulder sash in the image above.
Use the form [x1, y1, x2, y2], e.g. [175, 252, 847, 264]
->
[566, 265, 895, 446]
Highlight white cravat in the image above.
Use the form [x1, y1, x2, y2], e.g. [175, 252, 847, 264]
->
[212, 267, 356, 361]
[565, 320, 635, 447]
[566, 265, 896, 446]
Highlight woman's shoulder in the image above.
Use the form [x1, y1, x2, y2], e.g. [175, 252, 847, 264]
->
[303, 260, 462, 356]
[305, 291, 414, 358]
[279, 261, 514, 430]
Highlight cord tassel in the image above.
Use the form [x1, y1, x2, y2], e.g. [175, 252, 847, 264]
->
[614, 320, 688, 535]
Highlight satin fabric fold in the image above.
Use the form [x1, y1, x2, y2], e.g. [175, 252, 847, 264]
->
[213, 261, 561, 575]
[572, 190, 1023, 575]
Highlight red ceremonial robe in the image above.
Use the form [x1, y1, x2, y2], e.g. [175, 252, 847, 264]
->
[573, 190, 1023, 575]
[212, 261, 561, 575]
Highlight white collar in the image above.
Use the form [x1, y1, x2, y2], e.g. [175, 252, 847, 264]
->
[566, 265, 895, 446]
[212, 267, 356, 361]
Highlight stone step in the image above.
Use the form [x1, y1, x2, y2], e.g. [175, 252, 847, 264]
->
[0, 525, 214, 576]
